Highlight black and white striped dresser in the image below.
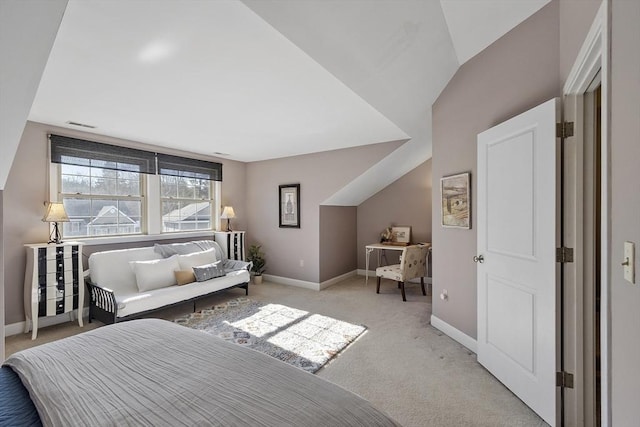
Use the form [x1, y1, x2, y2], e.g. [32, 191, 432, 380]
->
[214, 231, 245, 261]
[23, 242, 84, 340]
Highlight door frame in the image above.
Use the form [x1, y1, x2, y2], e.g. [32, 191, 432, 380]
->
[562, 2, 610, 426]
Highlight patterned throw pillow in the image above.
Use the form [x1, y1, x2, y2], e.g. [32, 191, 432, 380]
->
[192, 261, 226, 282]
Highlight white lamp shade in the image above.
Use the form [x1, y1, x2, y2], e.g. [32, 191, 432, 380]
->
[220, 206, 236, 219]
[42, 202, 70, 222]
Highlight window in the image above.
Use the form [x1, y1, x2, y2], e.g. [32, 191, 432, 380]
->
[60, 163, 144, 237]
[160, 176, 213, 232]
[158, 153, 221, 233]
[50, 135, 222, 239]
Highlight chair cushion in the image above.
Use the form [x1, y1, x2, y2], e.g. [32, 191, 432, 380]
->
[376, 265, 403, 282]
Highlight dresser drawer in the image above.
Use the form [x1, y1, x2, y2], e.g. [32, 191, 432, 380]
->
[38, 294, 79, 317]
[37, 283, 79, 302]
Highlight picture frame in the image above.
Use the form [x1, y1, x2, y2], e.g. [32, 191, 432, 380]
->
[391, 226, 411, 244]
[441, 172, 471, 229]
[279, 183, 300, 228]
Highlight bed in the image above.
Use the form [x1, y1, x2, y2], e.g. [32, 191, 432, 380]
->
[2, 319, 400, 427]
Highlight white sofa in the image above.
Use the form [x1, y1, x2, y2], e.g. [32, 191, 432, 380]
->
[86, 240, 250, 324]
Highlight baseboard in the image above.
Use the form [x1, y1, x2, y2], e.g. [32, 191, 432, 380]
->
[319, 270, 357, 290]
[263, 270, 357, 291]
[357, 269, 432, 285]
[357, 269, 376, 277]
[262, 274, 320, 291]
[430, 315, 477, 353]
[5, 308, 90, 337]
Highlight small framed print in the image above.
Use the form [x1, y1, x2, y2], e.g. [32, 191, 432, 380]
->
[279, 184, 300, 228]
[441, 172, 471, 229]
[391, 226, 411, 244]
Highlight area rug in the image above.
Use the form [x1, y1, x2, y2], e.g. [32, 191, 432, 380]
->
[174, 297, 366, 373]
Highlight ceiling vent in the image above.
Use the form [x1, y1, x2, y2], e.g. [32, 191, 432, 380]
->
[66, 121, 96, 129]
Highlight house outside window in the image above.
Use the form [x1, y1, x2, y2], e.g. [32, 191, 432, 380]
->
[60, 163, 144, 237]
[160, 176, 213, 232]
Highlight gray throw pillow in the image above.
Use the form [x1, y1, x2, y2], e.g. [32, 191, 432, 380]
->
[193, 261, 226, 282]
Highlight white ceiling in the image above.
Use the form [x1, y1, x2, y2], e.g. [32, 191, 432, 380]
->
[441, 0, 551, 64]
[26, 0, 549, 166]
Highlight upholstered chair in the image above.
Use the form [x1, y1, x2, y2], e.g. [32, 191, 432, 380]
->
[376, 244, 431, 302]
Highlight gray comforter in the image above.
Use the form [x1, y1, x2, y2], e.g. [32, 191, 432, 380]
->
[5, 319, 400, 427]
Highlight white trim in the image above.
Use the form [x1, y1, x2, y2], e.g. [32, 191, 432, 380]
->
[6, 308, 89, 337]
[562, 3, 610, 426]
[319, 270, 357, 290]
[563, 4, 604, 94]
[430, 315, 477, 353]
[262, 274, 320, 291]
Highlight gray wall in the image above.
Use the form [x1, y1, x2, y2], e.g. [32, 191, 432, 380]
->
[3, 121, 248, 325]
[319, 206, 357, 283]
[431, 1, 561, 338]
[610, 0, 640, 424]
[357, 159, 432, 270]
[245, 141, 402, 283]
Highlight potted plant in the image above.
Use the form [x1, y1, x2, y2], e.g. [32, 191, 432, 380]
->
[247, 244, 266, 284]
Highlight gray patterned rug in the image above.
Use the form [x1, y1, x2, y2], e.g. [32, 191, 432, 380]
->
[174, 297, 367, 373]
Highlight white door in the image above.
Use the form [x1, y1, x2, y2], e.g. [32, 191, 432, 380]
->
[477, 98, 560, 426]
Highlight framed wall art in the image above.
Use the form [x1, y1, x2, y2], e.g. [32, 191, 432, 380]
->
[279, 183, 300, 228]
[391, 226, 411, 244]
[441, 172, 471, 229]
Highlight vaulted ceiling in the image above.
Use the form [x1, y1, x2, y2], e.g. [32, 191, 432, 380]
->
[1, 0, 551, 194]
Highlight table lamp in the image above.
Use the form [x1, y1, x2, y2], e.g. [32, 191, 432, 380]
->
[220, 206, 235, 232]
[43, 202, 70, 244]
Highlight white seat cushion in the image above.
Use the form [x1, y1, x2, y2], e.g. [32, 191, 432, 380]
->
[115, 269, 250, 318]
[376, 265, 403, 282]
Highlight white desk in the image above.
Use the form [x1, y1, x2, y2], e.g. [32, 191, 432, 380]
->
[365, 243, 432, 286]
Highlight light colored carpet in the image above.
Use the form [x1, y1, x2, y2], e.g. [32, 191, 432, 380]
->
[5, 275, 547, 427]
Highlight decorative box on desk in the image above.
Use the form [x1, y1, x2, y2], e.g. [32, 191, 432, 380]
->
[214, 231, 245, 261]
[23, 242, 84, 340]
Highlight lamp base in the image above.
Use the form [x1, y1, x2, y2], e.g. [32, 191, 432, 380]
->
[48, 222, 63, 244]
[226, 219, 232, 232]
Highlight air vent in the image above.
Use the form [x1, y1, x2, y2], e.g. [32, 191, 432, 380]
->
[66, 121, 96, 129]
[213, 152, 230, 156]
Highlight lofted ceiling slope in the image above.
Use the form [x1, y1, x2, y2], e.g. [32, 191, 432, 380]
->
[7, 0, 550, 199]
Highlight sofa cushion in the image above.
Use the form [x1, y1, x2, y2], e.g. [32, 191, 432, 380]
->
[193, 261, 226, 282]
[89, 247, 162, 295]
[114, 269, 250, 318]
[154, 240, 225, 260]
[174, 270, 196, 286]
[177, 248, 217, 270]
[129, 255, 180, 292]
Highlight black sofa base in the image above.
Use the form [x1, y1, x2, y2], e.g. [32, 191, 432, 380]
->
[86, 281, 249, 325]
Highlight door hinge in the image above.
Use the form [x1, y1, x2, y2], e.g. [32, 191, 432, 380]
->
[556, 122, 574, 138]
[556, 371, 575, 389]
[556, 247, 574, 263]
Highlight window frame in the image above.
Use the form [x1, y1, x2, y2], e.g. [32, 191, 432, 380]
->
[159, 174, 215, 234]
[48, 141, 222, 246]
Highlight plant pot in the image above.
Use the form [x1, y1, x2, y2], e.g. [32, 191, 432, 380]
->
[253, 275, 263, 285]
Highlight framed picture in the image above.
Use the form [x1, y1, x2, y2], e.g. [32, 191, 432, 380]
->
[279, 184, 300, 228]
[441, 172, 471, 229]
[391, 226, 411, 244]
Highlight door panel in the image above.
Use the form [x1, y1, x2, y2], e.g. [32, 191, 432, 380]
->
[477, 98, 560, 426]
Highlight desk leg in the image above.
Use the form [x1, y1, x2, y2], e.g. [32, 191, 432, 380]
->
[365, 247, 375, 286]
